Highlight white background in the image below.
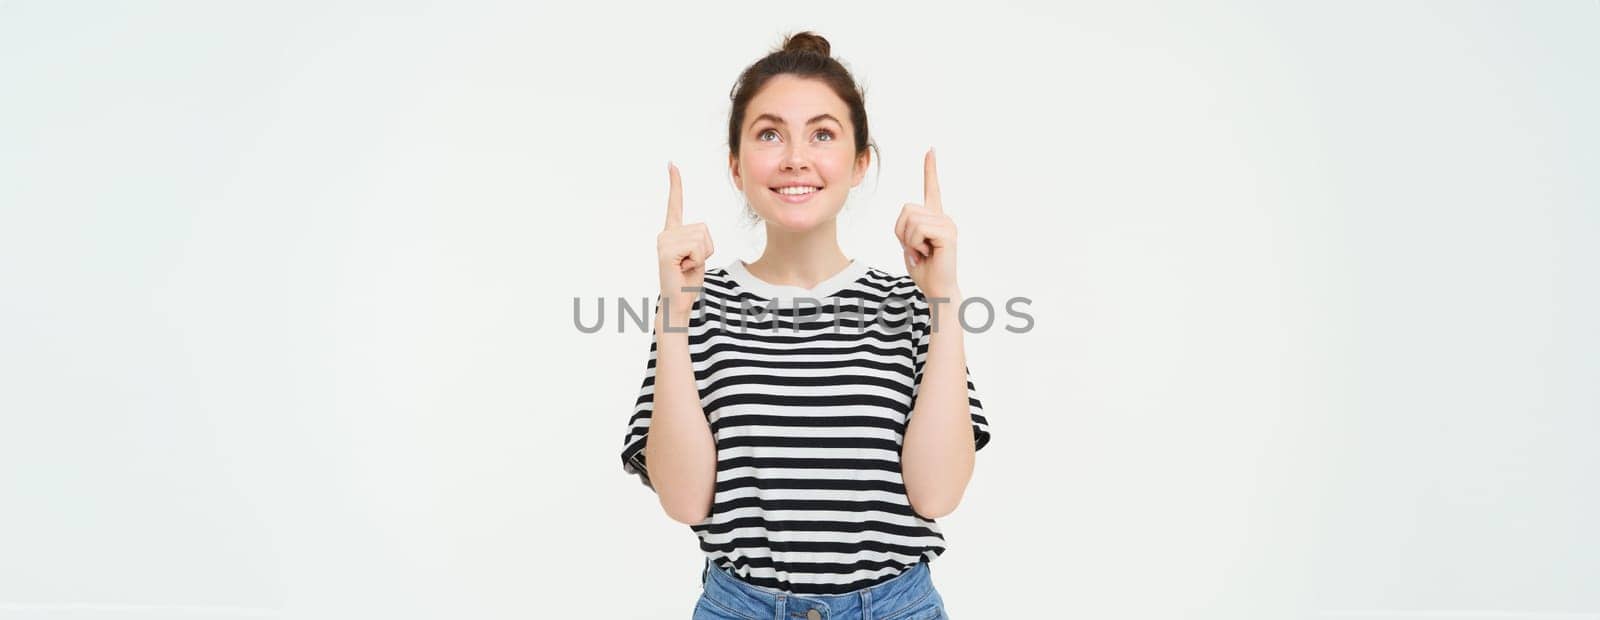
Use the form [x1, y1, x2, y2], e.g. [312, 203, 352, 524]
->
[2, 1, 1595, 619]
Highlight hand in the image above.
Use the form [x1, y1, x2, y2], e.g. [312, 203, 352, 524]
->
[657, 162, 715, 311]
[895, 148, 959, 298]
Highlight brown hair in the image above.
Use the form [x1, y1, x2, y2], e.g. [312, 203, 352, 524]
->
[727, 31, 878, 168]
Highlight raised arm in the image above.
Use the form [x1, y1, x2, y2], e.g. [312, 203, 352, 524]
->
[644, 162, 718, 525]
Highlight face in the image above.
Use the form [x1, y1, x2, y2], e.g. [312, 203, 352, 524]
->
[730, 74, 870, 232]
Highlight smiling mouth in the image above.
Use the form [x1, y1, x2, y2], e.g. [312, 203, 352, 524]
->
[770, 186, 822, 204]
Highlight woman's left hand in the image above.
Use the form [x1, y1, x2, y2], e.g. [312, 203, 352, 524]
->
[896, 148, 960, 298]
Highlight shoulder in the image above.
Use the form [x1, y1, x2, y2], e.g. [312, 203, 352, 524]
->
[857, 267, 936, 338]
[860, 266, 936, 307]
[699, 266, 737, 296]
[860, 267, 924, 300]
[704, 266, 733, 284]
[692, 267, 741, 315]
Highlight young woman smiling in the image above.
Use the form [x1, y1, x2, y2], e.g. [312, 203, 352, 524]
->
[621, 31, 992, 620]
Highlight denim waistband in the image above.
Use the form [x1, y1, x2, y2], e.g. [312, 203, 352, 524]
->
[698, 558, 942, 620]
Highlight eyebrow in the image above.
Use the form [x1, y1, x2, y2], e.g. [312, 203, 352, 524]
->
[749, 113, 842, 130]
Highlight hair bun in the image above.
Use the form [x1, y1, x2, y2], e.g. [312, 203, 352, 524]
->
[780, 31, 831, 57]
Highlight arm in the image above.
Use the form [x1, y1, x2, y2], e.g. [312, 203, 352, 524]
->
[642, 292, 718, 525]
[900, 290, 977, 520]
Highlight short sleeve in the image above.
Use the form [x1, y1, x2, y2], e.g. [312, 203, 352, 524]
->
[620, 339, 656, 490]
[620, 296, 663, 491]
[909, 294, 993, 452]
[619, 292, 707, 490]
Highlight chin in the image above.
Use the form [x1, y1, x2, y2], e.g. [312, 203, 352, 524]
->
[760, 207, 836, 233]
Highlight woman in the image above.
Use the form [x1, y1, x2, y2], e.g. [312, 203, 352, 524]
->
[620, 31, 992, 620]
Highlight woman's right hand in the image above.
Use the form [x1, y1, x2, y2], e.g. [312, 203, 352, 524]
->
[657, 162, 714, 317]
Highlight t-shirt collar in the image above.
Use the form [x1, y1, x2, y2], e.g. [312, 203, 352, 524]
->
[722, 258, 870, 303]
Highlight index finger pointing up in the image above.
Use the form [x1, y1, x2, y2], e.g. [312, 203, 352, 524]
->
[923, 148, 942, 213]
[665, 161, 683, 229]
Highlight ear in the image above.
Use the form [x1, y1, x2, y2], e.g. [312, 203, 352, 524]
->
[728, 153, 743, 191]
[851, 148, 871, 187]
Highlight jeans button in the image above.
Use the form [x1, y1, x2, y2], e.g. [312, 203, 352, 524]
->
[807, 610, 821, 620]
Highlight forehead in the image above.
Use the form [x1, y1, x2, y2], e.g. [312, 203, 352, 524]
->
[745, 75, 850, 127]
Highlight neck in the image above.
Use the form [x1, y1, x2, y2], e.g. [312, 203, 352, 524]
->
[748, 219, 850, 289]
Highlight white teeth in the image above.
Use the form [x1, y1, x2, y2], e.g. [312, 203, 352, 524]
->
[776, 186, 819, 196]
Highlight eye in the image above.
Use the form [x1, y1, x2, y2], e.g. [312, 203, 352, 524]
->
[815, 129, 835, 142]
[758, 128, 779, 142]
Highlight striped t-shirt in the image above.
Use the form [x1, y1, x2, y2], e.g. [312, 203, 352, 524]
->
[619, 258, 992, 595]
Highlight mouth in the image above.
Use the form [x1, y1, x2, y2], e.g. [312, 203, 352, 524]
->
[769, 184, 823, 204]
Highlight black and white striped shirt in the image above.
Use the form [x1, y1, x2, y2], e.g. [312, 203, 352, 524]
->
[620, 258, 992, 595]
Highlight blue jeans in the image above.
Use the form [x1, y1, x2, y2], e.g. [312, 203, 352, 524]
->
[693, 558, 950, 620]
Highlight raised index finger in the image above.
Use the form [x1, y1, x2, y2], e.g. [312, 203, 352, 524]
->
[665, 162, 683, 229]
[923, 148, 942, 213]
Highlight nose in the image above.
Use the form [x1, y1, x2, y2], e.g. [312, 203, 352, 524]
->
[780, 144, 811, 172]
